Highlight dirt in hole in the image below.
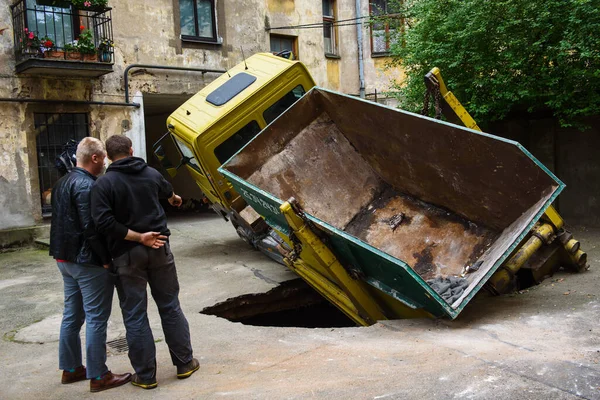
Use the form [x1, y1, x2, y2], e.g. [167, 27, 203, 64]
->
[199, 279, 356, 328]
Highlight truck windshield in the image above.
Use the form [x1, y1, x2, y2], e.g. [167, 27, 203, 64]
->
[173, 135, 203, 174]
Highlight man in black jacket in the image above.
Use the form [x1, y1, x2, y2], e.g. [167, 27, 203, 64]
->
[91, 135, 198, 390]
[49, 137, 132, 392]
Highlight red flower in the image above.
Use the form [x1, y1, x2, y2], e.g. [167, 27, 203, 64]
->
[24, 28, 29, 33]
[80, 25, 85, 31]
[43, 40, 53, 47]
[28, 32, 34, 39]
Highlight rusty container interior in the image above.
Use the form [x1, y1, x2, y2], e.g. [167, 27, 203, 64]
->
[221, 88, 563, 314]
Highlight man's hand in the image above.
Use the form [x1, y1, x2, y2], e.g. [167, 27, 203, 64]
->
[103, 264, 110, 269]
[139, 232, 168, 248]
[169, 193, 183, 208]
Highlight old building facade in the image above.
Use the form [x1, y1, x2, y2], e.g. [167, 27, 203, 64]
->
[0, 0, 404, 231]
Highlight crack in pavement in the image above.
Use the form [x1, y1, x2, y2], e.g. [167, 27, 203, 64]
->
[380, 322, 598, 399]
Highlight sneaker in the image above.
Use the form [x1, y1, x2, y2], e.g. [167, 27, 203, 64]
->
[176, 358, 200, 379]
[131, 373, 158, 390]
[90, 371, 132, 393]
[61, 365, 87, 384]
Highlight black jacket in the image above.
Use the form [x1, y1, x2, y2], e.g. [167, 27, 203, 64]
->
[49, 168, 109, 266]
[91, 157, 174, 258]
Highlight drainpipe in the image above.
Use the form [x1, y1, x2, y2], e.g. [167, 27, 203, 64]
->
[355, 0, 366, 99]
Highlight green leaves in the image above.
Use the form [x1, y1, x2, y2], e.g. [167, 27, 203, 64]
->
[388, 0, 600, 128]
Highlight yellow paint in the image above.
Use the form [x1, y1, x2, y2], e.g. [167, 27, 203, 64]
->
[280, 201, 387, 326]
[167, 53, 315, 213]
[326, 60, 340, 91]
[267, 0, 295, 14]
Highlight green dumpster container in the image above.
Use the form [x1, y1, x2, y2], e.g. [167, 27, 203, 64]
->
[219, 87, 575, 325]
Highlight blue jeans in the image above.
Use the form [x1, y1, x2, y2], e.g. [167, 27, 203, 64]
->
[57, 262, 114, 379]
[113, 242, 193, 381]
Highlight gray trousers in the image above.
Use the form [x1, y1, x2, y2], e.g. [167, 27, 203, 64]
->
[113, 242, 193, 381]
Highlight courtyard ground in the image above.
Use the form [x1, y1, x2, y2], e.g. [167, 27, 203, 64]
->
[0, 213, 598, 399]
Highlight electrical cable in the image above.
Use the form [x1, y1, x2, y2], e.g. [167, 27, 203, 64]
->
[267, 13, 406, 31]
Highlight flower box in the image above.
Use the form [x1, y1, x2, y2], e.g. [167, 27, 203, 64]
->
[65, 51, 97, 61]
[44, 50, 65, 59]
[82, 53, 97, 61]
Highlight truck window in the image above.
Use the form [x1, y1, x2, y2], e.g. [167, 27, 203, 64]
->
[214, 120, 261, 164]
[173, 135, 204, 175]
[206, 72, 257, 106]
[263, 85, 305, 124]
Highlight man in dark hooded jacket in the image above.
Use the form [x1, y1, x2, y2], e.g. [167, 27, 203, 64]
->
[91, 134, 198, 390]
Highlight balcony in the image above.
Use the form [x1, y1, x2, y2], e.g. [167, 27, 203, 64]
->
[11, 0, 114, 77]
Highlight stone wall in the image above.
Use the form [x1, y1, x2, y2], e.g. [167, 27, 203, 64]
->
[489, 117, 600, 227]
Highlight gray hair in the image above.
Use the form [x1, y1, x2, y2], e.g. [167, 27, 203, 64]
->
[76, 137, 106, 164]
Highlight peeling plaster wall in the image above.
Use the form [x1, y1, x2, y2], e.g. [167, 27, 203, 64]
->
[0, 0, 401, 229]
[358, 0, 404, 104]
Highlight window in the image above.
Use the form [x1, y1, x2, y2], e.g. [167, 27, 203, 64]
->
[34, 113, 88, 215]
[173, 135, 203, 174]
[370, 0, 400, 55]
[25, 0, 74, 48]
[179, 0, 217, 42]
[322, 0, 338, 56]
[214, 121, 261, 164]
[263, 85, 306, 124]
[270, 34, 298, 60]
[206, 72, 257, 106]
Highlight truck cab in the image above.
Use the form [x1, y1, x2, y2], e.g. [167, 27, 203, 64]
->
[153, 53, 316, 257]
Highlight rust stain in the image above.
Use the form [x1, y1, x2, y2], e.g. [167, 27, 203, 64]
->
[247, 112, 382, 229]
[345, 186, 499, 280]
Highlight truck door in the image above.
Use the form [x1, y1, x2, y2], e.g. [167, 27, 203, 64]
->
[171, 135, 223, 206]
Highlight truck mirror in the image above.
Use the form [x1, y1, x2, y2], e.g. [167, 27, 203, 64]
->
[153, 143, 179, 178]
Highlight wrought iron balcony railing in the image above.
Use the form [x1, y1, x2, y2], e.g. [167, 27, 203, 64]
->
[11, 0, 114, 65]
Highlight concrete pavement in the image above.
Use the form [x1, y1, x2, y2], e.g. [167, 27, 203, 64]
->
[0, 213, 598, 399]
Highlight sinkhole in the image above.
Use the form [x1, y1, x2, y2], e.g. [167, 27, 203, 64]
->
[200, 279, 357, 328]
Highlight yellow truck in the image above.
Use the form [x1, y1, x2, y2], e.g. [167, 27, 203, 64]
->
[153, 53, 315, 262]
[156, 54, 587, 325]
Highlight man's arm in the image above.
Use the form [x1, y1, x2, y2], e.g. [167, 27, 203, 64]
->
[74, 181, 111, 266]
[125, 230, 167, 248]
[91, 180, 167, 248]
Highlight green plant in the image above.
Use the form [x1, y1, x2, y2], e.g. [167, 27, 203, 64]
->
[63, 43, 77, 52]
[76, 28, 96, 54]
[21, 28, 40, 52]
[98, 37, 114, 52]
[387, 0, 600, 128]
[71, 0, 108, 9]
[39, 36, 55, 51]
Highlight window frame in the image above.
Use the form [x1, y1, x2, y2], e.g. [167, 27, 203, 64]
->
[369, 0, 400, 57]
[179, 0, 218, 44]
[322, 0, 338, 57]
[269, 34, 299, 60]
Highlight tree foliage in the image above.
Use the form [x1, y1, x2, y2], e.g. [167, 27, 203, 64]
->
[387, 0, 600, 127]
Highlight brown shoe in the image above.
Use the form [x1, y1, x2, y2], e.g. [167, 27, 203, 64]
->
[90, 371, 132, 393]
[62, 365, 87, 384]
[176, 358, 200, 379]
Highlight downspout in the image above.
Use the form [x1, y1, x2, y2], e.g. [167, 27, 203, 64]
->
[355, 0, 366, 99]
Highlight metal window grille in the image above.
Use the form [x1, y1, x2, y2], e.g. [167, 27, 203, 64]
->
[34, 113, 89, 215]
[11, 0, 114, 63]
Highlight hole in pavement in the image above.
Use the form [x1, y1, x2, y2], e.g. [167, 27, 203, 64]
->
[200, 279, 356, 328]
